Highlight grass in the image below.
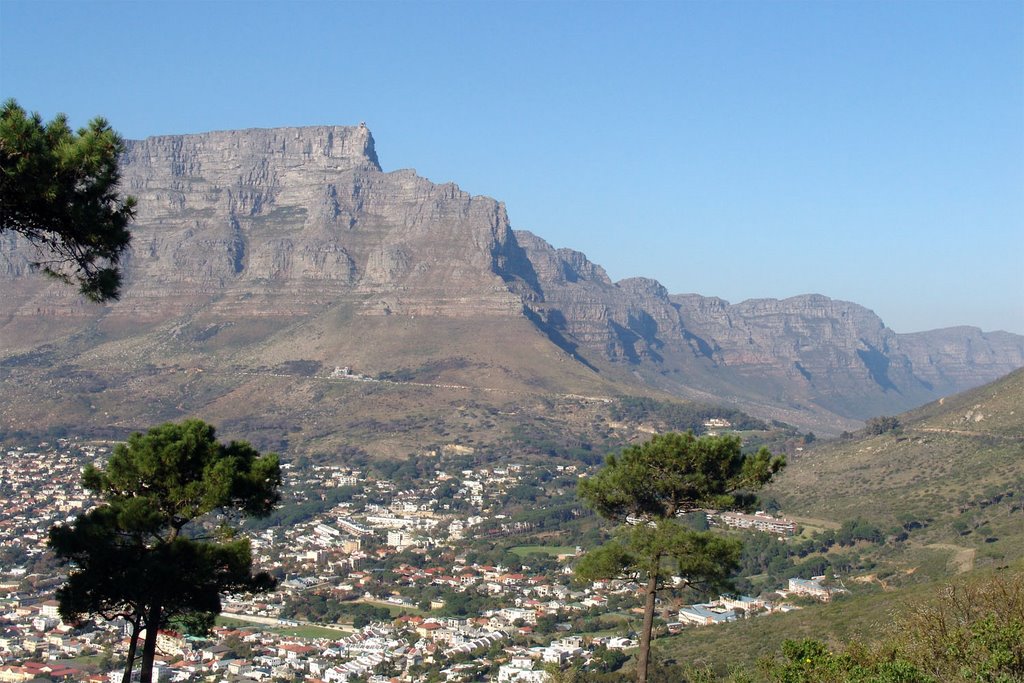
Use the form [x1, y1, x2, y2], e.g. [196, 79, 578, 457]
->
[767, 369, 1024, 581]
[216, 615, 351, 639]
[654, 371, 1024, 676]
[509, 544, 578, 558]
[658, 560, 1024, 680]
[655, 580, 932, 674]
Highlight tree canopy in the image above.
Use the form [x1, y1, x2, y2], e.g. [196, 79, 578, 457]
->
[0, 99, 135, 301]
[49, 420, 281, 683]
[576, 432, 785, 683]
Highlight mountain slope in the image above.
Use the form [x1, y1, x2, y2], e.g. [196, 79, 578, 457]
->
[512, 230, 1022, 431]
[1, 124, 1022, 447]
[771, 367, 1024, 570]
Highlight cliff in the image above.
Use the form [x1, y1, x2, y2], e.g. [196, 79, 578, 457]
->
[4, 125, 529, 322]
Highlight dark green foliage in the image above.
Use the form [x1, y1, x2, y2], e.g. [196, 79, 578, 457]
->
[836, 518, 884, 546]
[49, 419, 280, 683]
[0, 99, 135, 301]
[509, 422, 605, 464]
[759, 639, 932, 682]
[282, 594, 390, 627]
[370, 456, 437, 490]
[577, 521, 742, 589]
[611, 397, 769, 434]
[888, 568, 1024, 681]
[864, 416, 901, 436]
[590, 645, 629, 673]
[244, 484, 360, 531]
[577, 432, 784, 683]
[579, 432, 784, 520]
[439, 590, 501, 617]
[80, 420, 280, 524]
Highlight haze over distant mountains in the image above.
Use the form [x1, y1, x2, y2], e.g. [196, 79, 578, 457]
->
[2, 124, 1022, 445]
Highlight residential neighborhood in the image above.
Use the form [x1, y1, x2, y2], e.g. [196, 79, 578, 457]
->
[0, 438, 836, 682]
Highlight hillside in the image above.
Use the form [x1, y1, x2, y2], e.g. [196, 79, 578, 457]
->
[649, 372, 1024, 677]
[771, 367, 1024, 574]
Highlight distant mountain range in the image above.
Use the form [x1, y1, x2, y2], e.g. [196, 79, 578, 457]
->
[2, 124, 1021, 447]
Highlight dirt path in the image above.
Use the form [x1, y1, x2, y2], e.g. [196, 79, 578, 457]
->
[925, 543, 976, 574]
[911, 427, 1024, 441]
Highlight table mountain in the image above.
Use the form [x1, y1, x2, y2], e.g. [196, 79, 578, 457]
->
[2, 124, 1021, 445]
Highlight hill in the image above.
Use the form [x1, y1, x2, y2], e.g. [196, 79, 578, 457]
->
[650, 371, 1024, 676]
[771, 367, 1024, 575]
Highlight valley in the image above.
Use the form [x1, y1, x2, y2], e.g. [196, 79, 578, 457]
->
[2, 367, 1022, 680]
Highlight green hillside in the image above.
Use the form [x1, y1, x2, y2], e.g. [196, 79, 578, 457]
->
[769, 367, 1024, 577]
[650, 371, 1024, 677]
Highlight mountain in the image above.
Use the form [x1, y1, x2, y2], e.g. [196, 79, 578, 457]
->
[652, 369, 1024, 673]
[2, 124, 1022, 449]
[512, 234, 1023, 429]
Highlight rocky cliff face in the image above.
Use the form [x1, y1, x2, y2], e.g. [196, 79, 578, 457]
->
[511, 230, 1024, 425]
[3, 125, 529, 323]
[2, 124, 1022, 437]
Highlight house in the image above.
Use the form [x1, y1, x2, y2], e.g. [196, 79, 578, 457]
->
[0, 665, 35, 682]
[415, 621, 444, 639]
[715, 511, 797, 536]
[678, 603, 737, 626]
[497, 655, 548, 682]
[788, 577, 831, 601]
[37, 600, 60, 619]
[277, 642, 315, 660]
[719, 594, 767, 613]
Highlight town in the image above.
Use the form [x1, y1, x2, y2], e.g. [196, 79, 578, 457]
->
[0, 438, 841, 683]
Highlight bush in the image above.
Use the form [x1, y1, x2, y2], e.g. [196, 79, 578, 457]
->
[888, 568, 1024, 681]
[864, 416, 900, 436]
[755, 568, 1024, 682]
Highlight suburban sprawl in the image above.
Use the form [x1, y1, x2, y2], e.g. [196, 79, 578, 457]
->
[1, 438, 868, 683]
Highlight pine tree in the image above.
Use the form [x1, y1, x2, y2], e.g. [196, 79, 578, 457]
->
[576, 432, 784, 683]
[49, 420, 281, 683]
[1, 99, 135, 301]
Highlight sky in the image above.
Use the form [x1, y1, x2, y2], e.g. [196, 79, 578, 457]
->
[2, 0, 1022, 334]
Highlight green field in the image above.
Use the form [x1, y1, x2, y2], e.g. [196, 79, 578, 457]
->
[359, 598, 427, 617]
[509, 544, 578, 558]
[216, 615, 350, 639]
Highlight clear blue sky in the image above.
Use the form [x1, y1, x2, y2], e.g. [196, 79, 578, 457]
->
[3, 0, 1022, 334]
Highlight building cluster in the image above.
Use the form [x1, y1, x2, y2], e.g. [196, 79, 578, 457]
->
[1, 438, 839, 682]
[0, 441, 101, 564]
[710, 510, 798, 537]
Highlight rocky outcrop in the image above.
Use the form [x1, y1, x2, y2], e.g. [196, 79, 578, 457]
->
[895, 327, 1024, 393]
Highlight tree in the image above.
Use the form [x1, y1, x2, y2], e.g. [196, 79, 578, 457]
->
[864, 416, 901, 436]
[49, 419, 281, 683]
[576, 432, 784, 683]
[0, 99, 135, 301]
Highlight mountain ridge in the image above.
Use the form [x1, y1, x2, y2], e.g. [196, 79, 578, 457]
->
[2, 124, 1022, 445]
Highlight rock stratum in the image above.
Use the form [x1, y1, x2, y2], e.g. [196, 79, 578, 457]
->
[2, 124, 1022, 448]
